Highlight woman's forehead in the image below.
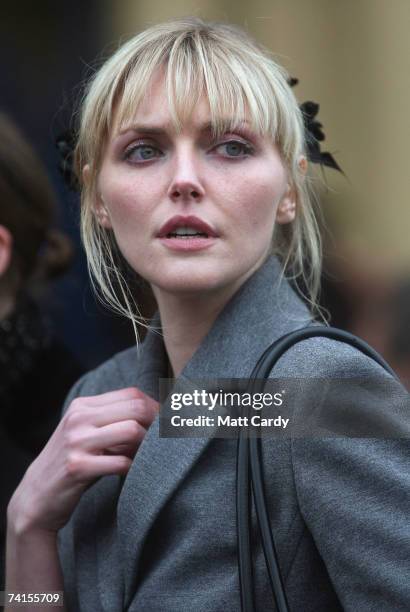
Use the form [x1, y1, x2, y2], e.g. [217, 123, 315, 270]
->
[116, 78, 208, 132]
[113, 95, 265, 142]
[111, 66, 267, 139]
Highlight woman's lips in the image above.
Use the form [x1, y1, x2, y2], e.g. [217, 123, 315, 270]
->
[158, 235, 218, 251]
[157, 214, 218, 238]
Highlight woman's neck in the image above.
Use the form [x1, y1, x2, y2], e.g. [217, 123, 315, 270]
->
[152, 284, 241, 378]
[150, 255, 271, 377]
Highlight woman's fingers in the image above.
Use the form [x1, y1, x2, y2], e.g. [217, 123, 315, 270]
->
[104, 443, 139, 460]
[67, 390, 159, 429]
[75, 386, 146, 407]
[94, 399, 157, 429]
[80, 420, 147, 452]
[8, 386, 158, 534]
[64, 453, 134, 481]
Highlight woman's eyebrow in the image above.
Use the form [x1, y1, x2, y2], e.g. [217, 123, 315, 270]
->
[117, 124, 167, 136]
[116, 119, 251, 137]
[199, 120, 251, 133]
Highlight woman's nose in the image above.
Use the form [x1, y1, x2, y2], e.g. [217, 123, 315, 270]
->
[167, 147, 205, 203]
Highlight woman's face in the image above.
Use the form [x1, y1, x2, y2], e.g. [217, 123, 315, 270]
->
[94, 72, 296, 300]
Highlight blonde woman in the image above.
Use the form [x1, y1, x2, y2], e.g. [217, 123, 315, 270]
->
[6, 18, 408, 612]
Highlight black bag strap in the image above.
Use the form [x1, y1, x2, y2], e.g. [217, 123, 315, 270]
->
[237, 325, 399, 612]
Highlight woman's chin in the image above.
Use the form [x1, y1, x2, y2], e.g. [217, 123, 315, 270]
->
[154, 276, 224, 296]
[144, 257, 264, 300]
[148, 267, 234, 298]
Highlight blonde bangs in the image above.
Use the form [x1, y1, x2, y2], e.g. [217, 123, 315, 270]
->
[102, 27, 293, 148]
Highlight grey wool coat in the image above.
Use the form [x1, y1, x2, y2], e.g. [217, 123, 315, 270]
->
[57, 255, 410, 611]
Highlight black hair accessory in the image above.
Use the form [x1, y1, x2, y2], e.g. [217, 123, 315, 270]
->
[288, 77, 343, 173]
[55, 129, 79, 192]
[56, 78, 342, 190]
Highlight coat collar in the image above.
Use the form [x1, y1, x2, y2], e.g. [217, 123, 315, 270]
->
[131, 254, 312, 390]
[104, 255, 312, 608]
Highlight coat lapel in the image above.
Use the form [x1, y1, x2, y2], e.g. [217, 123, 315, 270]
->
[114, 255, 312, 607]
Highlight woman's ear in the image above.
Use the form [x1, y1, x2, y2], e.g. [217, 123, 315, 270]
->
[276, 184, 296, 225]
[83, 164, 112, 229]
[275, 157, 307, 225]
[298, 155, 308, 176]
[0, 225, 13, 278]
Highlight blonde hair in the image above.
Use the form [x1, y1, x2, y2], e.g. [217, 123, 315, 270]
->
[74, 17, 323, 340]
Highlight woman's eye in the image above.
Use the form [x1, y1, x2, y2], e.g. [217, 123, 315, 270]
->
[124, 144, 162, 162]
[214, 140, 254, 158]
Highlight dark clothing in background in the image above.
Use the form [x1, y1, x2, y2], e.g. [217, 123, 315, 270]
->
[0, 296, 84, 589]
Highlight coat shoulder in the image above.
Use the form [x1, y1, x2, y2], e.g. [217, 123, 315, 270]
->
[271, 334, 394, 379]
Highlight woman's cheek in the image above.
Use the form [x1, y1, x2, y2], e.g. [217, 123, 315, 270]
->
[239, 184, 278, 226]
[99, 169, 142, 213]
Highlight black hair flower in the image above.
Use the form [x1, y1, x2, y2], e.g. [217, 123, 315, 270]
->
[56, 130, 79, 191]
[289, 77, 343, 173]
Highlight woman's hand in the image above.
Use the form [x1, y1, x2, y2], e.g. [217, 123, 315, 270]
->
[7, 387, 159, 535]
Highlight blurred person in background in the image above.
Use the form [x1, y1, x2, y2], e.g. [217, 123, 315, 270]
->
[0, 113, 84, 589]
